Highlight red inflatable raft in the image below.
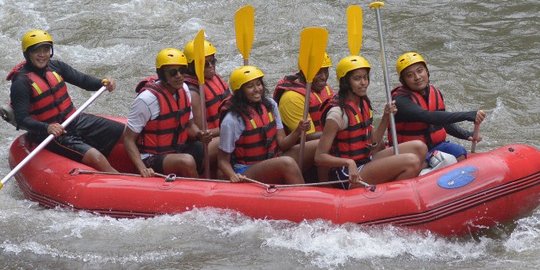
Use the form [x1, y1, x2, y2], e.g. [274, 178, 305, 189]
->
[8, 125, 540, 237]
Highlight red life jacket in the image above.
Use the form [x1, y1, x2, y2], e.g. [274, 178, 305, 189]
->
[273, 74, 334, 132]
[7, 61, 74, 123]
[134, 75, 158, 94]
[136, 79, 192, 154]
[184, 74, 231, 129]
[321, 97, 373, 165]
[233, 103, 278, 165]
[391, 84, 447, 147]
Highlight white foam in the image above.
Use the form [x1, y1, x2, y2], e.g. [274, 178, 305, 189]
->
[504, 212, 540, 252]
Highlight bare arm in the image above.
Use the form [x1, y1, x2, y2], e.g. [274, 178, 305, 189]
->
[277, 120, 310, 151]
[186, 120, 212, 143]
[314, 119, 359, 183]
[314, 119, 353, 168]
[189, 90, 205, 130]
[371, 102, 396, 148]
[306, 131, 322, 141]
[217, 149, 242, 182]
[123, 127, 154, 177]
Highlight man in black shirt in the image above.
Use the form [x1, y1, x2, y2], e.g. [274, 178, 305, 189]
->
[391, 52, 486, 160]
[8, 29, 124, 172]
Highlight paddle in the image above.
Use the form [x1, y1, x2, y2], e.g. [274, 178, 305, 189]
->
[297, 27, 328, 170]
[347, 5, 363, 55]
[234, 5, 255, 65]
[369, 1, 399, 154]
[193, 29, 210, 179]
[471, 123, 480, 153]
[0, 86, 108, 191]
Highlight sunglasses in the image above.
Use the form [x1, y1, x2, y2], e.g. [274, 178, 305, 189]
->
[205, 58, 217, 68]
[165, 67, 188, 77]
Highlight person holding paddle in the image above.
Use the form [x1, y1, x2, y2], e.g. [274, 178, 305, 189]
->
[123, 48, 212, 178]
[182, 39, 230, 177]
[315, 55, 427, 188]
[217, 66, 308, 184]
[273, 52, 334, 181]
[391, 52, 486, 160]
[7, 29, 124, 173]
[274, 53, 334, 140]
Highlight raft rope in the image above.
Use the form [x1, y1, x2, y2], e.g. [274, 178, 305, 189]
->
[69, 168, 229, 183]
[69, 168, 376, 192]
[240, 176, 375, 191]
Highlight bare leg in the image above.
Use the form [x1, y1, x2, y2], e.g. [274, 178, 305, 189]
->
[317, 166, 330, 182]
[374, 140, 427, 159]
[282, 140, 317, 170]
[82, 148, 118, 172]
[282, 140, 326, 181]
[352, 152, 422, 187]
[244, 156, 304, 185]
[162, 153, 198, 178]
[373, 140, 428, 168]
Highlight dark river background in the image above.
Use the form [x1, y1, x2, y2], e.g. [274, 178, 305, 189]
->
[1, 0, 539, 269]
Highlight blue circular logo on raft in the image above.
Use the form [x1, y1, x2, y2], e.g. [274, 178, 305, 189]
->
[437, 166, 478, 189]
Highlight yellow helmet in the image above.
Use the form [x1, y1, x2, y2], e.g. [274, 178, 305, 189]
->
[183, 39, 217, 63]
[155, 48, 187, 69]
[229, 65, 264, 92]
[336, 55, 371, 80]
[396, 52, 426, 76]
[298, 52, 332, 70]
[21, 29, 53, 52]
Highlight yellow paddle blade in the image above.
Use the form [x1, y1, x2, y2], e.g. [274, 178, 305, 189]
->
[234, 5, 255, 63]
[368, 1, 385, 9]
[347, 5, 363, 55]
[298, 27, 328, 83]
[194, 29, 206, 85]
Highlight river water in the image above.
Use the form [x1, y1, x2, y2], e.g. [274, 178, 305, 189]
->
[1, 0, 539, 269]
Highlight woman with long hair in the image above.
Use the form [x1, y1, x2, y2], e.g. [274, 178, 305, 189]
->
[315, 55, 427, 188]
[218, 65, 309, 184]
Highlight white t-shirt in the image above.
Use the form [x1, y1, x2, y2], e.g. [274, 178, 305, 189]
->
[219, 98, 283, 154]
[126, 82, 193, 159]
[127, 82, 193, 133]
[325, 106, 349, 130]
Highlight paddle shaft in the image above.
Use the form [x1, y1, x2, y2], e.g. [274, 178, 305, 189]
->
[193, 30, 210, 179]
[371, 3, 399, 154]
[199, 84, 210, 178]
[0, 86, 108, 190]
[471, 123, 480, 153]
[298, 82, 313, 170]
